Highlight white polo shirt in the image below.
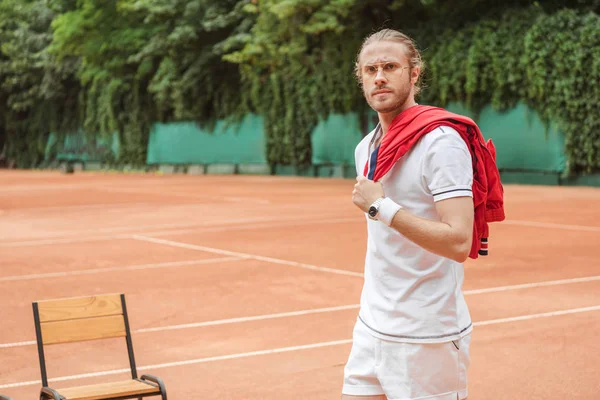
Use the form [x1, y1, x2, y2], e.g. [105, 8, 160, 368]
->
[354, 123, 474, 343]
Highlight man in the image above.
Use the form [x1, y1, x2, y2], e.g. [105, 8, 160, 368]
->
[343, 29, 479, 400]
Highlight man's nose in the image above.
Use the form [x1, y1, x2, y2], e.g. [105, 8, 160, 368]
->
[374, 68, 387, 86]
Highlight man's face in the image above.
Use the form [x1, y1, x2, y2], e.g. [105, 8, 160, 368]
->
[359, 41, 415, 114]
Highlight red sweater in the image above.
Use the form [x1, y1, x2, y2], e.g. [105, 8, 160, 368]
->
[363, 105, 505, 259]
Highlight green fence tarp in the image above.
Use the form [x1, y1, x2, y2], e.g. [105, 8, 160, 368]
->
[146, 114, 266, 165]
[45, 131, 120, 162]
[309, 103, 565, 174]
[53, 102, 567, 177]
[311, 113, 365, 166]
[47, 101, 600, 185]
[446, 102, 566, 173]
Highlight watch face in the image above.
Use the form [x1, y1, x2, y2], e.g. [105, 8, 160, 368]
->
[368, 207, 377, 217]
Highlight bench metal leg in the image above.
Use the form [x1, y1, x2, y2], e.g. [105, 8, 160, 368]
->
[140, 374, 167, 400]
[40, 387, 62, 400]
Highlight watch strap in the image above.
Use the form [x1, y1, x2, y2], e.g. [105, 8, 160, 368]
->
[368, 197, 384, 220]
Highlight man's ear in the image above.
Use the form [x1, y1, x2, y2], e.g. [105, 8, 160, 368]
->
[411, 67, 421, 85]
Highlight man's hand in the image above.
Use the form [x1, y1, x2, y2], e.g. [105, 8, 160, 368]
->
[352, 176, 385, 213]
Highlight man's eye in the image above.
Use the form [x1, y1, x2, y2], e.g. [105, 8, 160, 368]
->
[385, 63, 396, 70]
[366, 66, 376, 73]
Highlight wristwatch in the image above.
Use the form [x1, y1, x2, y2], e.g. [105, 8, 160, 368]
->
[368, 197, 385, 220]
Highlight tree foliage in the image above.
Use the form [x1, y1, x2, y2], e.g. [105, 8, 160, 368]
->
[1, 0, 599, 173]
[0, 0, 79, 167]
[47, 0, 252, 165]
[419, 6, 600, 173]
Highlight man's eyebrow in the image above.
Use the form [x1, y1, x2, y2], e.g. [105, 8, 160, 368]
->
[363, 60, 400, 66]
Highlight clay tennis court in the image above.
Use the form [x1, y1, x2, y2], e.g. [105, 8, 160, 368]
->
[1, 170, 599, 399]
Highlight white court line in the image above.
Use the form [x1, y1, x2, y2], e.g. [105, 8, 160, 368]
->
[0, 180, 200, 195]
[0, 339, 36, 348]
[5, 202, 151, 214]
[0, 234, 134, 247]
[473, 305, 600, 326]
[131, 235, 365, 278]
[0, 257, 242, 283]
[464, 275, 600, 295]
[1, 305, 600, 389]
[97, 186, 272, 205]
[0, 305, 359, 349]
[0, 340, 354, 389]
[0, 305, 361, 349]
[137, 216, 359, 238]
[135, 304, 361, 333]
[0, 183, 107, 194]
[0, 216, 283, 242]
[4, 272, 600, 349]
[2, 215, 597, 244]
[501, 220, 600, 232]
[0, 213, 355, 244]
[0, 215, 359, 247]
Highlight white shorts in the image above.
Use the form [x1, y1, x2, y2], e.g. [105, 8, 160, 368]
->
[343, 319, 471, 400]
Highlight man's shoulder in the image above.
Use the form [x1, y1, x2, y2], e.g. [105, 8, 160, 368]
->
[418, 125, 465, 151]
[426, 125, 461, 140]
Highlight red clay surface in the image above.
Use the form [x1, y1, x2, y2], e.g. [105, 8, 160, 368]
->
[1, 170, 599, 399]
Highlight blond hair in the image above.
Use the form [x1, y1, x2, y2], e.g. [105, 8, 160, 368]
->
[354, 29, 424, 95]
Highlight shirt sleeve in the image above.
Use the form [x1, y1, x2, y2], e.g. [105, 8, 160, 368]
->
[423, 126, 474, 202]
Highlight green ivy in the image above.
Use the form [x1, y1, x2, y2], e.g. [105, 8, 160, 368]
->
[226, 0, 366, 166]
[524, 10, 600, 173]
[227, 2, 600, 173]
[420, 7, 600, 174]
[0, 0, 80, 168]
[2, 1, 599, 175]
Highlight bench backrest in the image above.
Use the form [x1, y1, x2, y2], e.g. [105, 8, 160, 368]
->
[32, 294, 138, 387]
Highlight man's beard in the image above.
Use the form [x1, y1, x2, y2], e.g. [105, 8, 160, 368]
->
[365, 86, 411, 114]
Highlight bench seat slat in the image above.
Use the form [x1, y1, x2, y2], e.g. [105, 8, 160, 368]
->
[56, 379, 160, 400]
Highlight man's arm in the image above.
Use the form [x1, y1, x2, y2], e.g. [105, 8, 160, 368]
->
[387, 196, 474, 263]
[353, 125, 476, 262]
[352, 177, 474, 263]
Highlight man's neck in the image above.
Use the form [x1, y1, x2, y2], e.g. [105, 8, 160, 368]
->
[378, 99, 417, 136]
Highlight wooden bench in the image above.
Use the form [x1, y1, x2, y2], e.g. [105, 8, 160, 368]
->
[32, 294, 167, 400]
[56, 153, 85, 174]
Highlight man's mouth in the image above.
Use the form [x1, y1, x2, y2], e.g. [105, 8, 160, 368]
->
[372, 90, 392, 96]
